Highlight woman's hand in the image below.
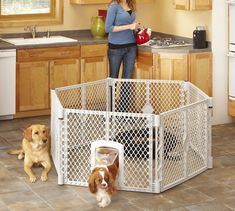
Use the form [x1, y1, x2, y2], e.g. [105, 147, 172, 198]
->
[129, 22, 140, 30]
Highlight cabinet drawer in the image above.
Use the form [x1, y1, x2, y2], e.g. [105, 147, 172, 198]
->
[17, 46, 80, 62]
[81, 44, 107, 58]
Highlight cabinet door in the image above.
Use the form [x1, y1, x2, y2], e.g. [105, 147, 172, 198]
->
[81, 44, 108, 83]
[80, 56, 108, 83]
[190, 0, 212, 10]
[228, 99, 235, 117]
[50, 59, 80, 89]
[189, 52, 212, 96]
[159, 53, 188, 80]
[174, 0, 190, 10]
[134, 50, 153, 79]
[153, 53, 188, 112]
[153, 53, 160, 79]
[16, 62, 49, 112]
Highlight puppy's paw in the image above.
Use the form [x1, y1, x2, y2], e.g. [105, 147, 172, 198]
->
[98, 200, 110, 208]
[41, 174, 48, 182]
[98, 202, 106, 208]
[29, 176, 37, 183]
[18, 154, 24, 160]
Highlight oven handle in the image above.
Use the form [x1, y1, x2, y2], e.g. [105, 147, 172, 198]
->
[228, 52, 235, 57]
[227, 0, 235, 4]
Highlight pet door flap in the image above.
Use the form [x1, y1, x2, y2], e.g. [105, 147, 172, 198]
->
[95, 147, 118, 166]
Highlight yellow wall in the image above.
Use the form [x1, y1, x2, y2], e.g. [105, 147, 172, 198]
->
[153, 0, 212, 41]
[0, 0, 211, 41]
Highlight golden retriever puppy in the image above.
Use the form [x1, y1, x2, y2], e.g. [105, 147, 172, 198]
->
[8, 124, 51, 183]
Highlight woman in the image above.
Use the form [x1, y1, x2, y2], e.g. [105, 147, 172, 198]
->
[105, 0, 139, 79]
[106, 0, 139, 112]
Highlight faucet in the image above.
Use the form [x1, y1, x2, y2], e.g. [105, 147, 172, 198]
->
[46, 29, 50, 38]
[24, 25, 36, 38]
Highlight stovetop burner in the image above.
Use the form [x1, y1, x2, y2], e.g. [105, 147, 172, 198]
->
[144, 37, 192, 49]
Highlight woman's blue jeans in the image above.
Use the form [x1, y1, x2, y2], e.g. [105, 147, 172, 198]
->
[108, 46, 137, 112]
[108, 45, 137, 79]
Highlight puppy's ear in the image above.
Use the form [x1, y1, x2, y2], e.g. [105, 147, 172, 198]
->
[107, 173, 116, 195]
[107, 164, 118, 181]
[23, 127, 32, 141]
[88, 173, 97, 193]
[107, 171, 115, 185]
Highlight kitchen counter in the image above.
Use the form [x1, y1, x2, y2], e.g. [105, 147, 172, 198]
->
[138, 44, 211, 53]
[0, 30, 211, 53]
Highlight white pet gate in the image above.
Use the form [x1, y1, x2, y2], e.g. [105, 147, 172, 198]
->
[51, 78, 213, 193]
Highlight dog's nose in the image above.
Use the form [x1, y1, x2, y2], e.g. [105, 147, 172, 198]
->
[43, 139, 47, 143]
[101, 182, 107, 188]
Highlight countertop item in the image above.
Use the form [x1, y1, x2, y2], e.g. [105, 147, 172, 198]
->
[0, 30, 211, 53]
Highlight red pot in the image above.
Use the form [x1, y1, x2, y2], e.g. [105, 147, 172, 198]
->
[136, 28, 150, 45]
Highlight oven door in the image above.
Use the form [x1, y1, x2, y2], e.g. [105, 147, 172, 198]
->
[228, 0, 235, 51]
[228, 52, 235, 100]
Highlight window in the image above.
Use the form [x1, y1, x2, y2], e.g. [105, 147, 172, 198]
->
[1, 0, 51, 16]
[0, 0, 63, 28]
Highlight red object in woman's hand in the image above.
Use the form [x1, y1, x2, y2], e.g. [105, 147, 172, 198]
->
[136, 28, 150, 44]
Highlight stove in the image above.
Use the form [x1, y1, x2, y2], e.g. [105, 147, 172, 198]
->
[143, 37, 192, 49]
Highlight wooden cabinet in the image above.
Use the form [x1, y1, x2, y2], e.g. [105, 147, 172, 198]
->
[189, 52, 212, 96]
[80, 44, 108, 83]
[174, 0, 212, 10]
[16, 62, 49, 112]
[134, 50, 153, 79]
[152, 53, 188, 112]
[134, 51, 188, 81]
[153, 53, 188, 80]
[135, 50, 211, 113]
[228, 100, 235, 117]
[16, 46, 80, 117]
[50, 59, 80, 89]
[174, 0, 190, 10]
[136, 50, 211, 96]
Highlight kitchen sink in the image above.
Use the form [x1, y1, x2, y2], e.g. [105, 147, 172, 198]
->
[3, 36, 78, 46]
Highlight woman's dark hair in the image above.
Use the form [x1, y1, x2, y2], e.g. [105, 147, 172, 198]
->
[109, 0, 136, 11]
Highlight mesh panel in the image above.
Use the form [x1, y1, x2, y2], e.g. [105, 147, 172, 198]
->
[160, 111, 185, 189]
[112, 80, 139, 113]
[112, 79, 185, 114]
[64, 111, 106, 185]
[57, 86, 82, 109]
[150, 81, 185, 113]
[109, 113, 153, 191]
[51, 78, 211, 193]
[186, 102, 208, 176]
[57, 80, 108, 111]
[85, 82, 108, 111]
[160, 100, 209, 191]
[61, 109, 153, 192]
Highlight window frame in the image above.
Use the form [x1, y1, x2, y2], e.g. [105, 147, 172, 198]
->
[0, 0, 55, 18]
[0, 0, 63, 28]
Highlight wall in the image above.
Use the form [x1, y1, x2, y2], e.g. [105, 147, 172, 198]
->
[0, 1, 211, 41]
[153, 0, 212, 41]
[212, 0, 231, 124]
[0, 1, 156, 33]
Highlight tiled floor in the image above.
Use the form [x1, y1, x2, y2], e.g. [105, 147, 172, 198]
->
[0, 116, 235, 211]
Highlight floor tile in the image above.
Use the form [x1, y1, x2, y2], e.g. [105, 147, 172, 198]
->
[0, 116, 235, 210]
